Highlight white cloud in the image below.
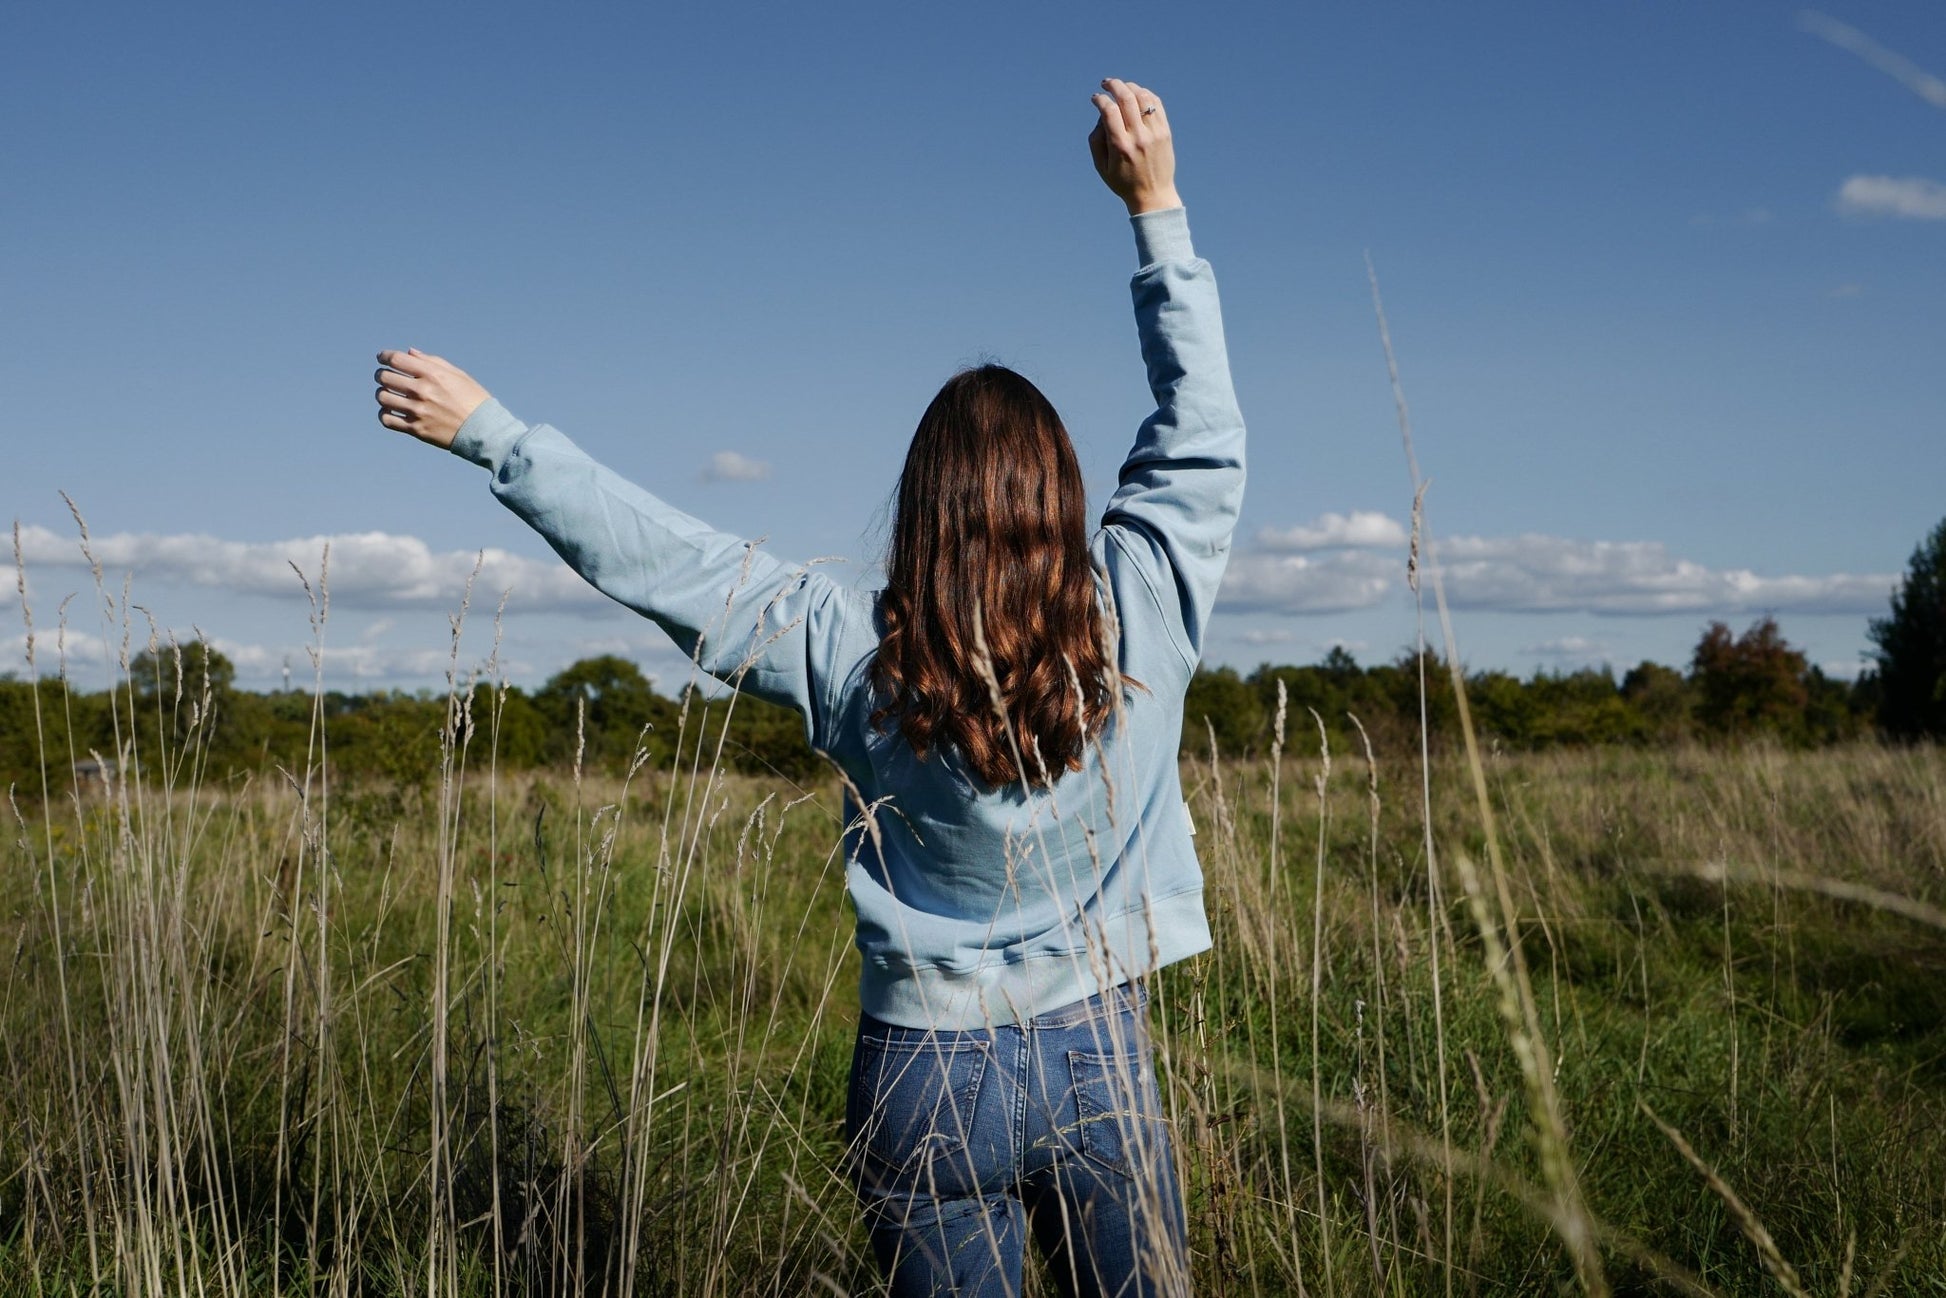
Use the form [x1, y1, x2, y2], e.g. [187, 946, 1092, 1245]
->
[1219, 550, 1398, 614]
[213, 638, 534, 685]
[1799, 11, 1946, 110]
[1235, 627, 1296, 646]
[1829, 281, 1864, 298]
[702, 450, 771, 483]
[0, 626, 710, 692]
[1835, 175, 1946, 220]
[1432, 534, 1894, 615]
[0, 629, 112, 677]
[1224, 519, 1894, 619]
[13, 524, 606, 615]
[0, 628, 525, 685]
[1255, 511, 1407, 552]
[11, 516, 1892, 677]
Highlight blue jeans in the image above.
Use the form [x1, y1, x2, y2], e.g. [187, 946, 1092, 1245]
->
[844, 983, 1190, 1297]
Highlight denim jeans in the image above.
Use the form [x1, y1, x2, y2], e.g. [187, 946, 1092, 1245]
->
[844, 983, 1190, 1297]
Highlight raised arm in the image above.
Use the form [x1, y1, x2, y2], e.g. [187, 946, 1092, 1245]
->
[1089, 82, 1246, 669]
[373, 350, 849, 746]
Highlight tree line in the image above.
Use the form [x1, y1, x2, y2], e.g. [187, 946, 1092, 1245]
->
[1193, 513, 1946, 758]
[0, 651, 823, 802]
[1189, 621, 1866, 763]
[5, 518, 1942, 798]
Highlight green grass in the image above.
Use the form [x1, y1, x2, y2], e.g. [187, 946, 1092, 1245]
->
[4, 673, 1944, 1296]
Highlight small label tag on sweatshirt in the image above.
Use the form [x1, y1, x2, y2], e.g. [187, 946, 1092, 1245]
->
[1184, 803, 1197, 836]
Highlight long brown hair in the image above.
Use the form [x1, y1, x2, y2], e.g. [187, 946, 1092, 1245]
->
[870, 365, 1118, 788]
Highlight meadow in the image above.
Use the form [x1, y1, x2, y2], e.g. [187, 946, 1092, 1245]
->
[3, 628, 1943, 1294]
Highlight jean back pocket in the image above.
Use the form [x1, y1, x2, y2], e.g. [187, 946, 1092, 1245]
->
[1067, 1048, 1169, 1183]
[848, 1033, 990, 1192]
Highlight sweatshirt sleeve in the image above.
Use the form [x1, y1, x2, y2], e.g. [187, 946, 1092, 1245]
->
[1099, 207, 1247, 672]
[449, 398, 847, 749]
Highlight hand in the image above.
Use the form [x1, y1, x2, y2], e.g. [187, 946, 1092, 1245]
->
[374, 349, 491, 450]
[1088, 78, 1180, 215]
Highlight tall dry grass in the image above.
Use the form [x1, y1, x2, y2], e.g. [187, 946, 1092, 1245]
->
[5, 520, 1945, 1293]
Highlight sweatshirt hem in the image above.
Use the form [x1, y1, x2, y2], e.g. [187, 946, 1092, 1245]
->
[856, 888, 1211, 1030]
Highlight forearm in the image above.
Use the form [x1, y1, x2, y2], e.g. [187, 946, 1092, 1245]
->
[1101, 208, 1248, 655]
[451, 400, 836, 734]
[1111, 208, 1247, 533]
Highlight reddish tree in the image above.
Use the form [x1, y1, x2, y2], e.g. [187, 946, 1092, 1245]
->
[1689, 616, 1809, 740]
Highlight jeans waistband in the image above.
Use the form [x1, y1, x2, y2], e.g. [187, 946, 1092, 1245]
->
[1023, 979, 1146, 1029]
[857, 979, 1148, 1040]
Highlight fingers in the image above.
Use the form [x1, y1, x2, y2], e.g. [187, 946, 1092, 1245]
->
[1105, 77, 1143, 135]
[1087, 118, 1110, 173]
[1093, 78, 1166, 154]
[371, 348, 487, 449]
[375, 365, 422, 395]
[1127, 81, 1166, 130]
[1092, 88, 1131, 150]
[375, 349, 453, 413]
[377, 348, 462, 380]
[376, 348, 426, 379]
[375, 354, 426, 430]
[375, 384, 420, 425]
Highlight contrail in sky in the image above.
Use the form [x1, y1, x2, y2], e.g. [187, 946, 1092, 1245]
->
[1798, 9, 1946, 110]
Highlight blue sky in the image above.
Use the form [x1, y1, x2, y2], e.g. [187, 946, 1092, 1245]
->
[5, 0, 1941, 694]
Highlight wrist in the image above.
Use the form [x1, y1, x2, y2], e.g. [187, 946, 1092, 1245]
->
[1124, 187, 1182, 216]
[1130, 205, 1193, 267]
[449, 396, 525, 469]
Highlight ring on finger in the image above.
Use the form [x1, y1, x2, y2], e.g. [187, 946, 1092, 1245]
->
[1141, 105, 1158, 116]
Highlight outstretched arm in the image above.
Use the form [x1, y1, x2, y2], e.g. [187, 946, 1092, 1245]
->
[373, 350, 848, 746]
[1090, 82, 1247, 671]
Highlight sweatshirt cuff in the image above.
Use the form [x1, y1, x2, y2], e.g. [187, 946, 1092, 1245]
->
[449, 396, 528, 469]
[1131, 206, 1192, 268]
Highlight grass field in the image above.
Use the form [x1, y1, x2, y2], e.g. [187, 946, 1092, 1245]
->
[3, 652, 1943, 1295]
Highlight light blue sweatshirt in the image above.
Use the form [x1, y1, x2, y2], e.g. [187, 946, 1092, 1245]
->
[450, 206, 1244, 1029]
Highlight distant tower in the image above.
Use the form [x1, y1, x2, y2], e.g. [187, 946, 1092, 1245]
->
[282, 655, 292, 693]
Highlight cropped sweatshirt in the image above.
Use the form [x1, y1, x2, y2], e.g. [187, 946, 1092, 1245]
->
[450, 206, 1245, 1030]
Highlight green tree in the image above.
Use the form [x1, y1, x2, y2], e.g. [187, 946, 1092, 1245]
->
[1801, 665, 1870, 745]
[1524, 667, 1635, 746]
[690, 688, 823, 782]
[472, 683, 549, 768]
[1367, 649, 1457, 753]
[129, 639, 241, 770]
[0, 677, 96, 799]
[1621, 660, 1691, 744]
[359, 694, 446, 791]
[535, 656, 678, 772]
[1183, 665, 1263, 758]
[130, 638, 236, 709]
[1867, 516, 1946, 739]
[1249, 648, 1377, 751]
[1689, 617, 1809, 742]
[1467, 669, 1535, 746]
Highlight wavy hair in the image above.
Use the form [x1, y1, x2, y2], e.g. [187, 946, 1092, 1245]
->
[870, 365, 1119, 788]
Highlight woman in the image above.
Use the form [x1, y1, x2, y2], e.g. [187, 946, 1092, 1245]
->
[375, 77, 1243, 1298]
